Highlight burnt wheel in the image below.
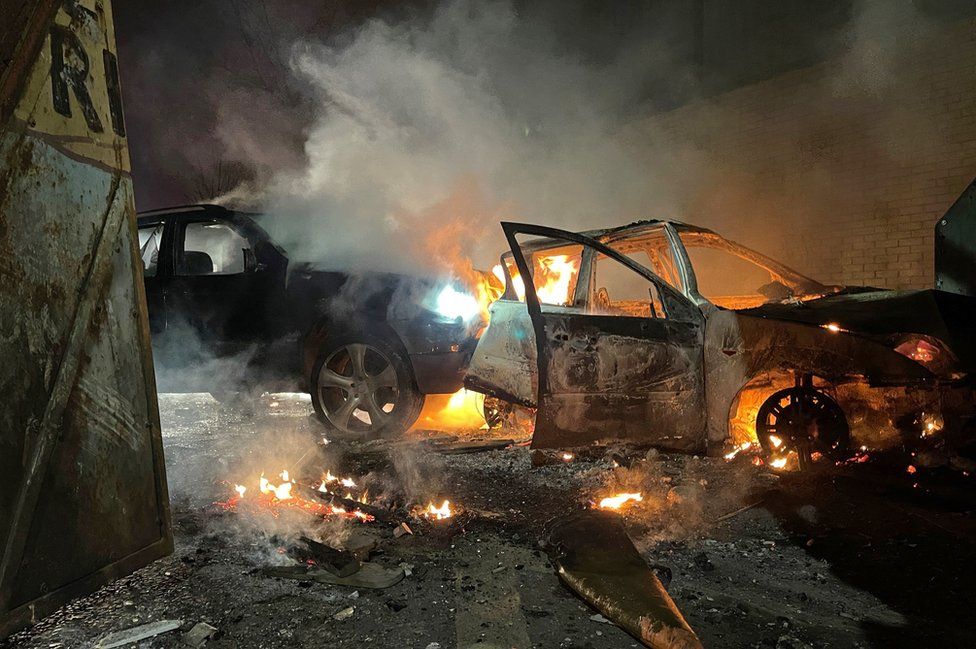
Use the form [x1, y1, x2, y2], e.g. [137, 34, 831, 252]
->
[755, 387, 850, 469]
[311, 333, 424, 439]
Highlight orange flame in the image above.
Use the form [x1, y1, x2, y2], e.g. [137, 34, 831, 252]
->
[597, 492, 643, 510]
[424, 500, 453, 520]
[259, 472, 293, 500]
[415, 388, 487, 431]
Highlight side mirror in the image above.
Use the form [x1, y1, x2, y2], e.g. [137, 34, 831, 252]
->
[243, 248, 267, 273]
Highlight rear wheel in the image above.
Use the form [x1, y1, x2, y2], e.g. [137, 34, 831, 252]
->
[755, 387, 850, 469]
[310, 333, 424, 439]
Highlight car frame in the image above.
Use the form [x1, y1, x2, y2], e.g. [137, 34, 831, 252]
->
[465, 218, 976, 465]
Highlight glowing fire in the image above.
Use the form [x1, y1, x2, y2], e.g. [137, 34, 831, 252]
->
[919, 412, 943, 437]
[597, 492, 643, 510]
[561, 452, 574, 462]
[769, 456, 788, 469]
[424, 500, 453, 520]
[259, 471, 293, 500]
[317, 470, 363, 494]
[493, 254, 579, 306]
[415, 388, 487, 431]
[724, 441, 752, 460]
[223, 469, 373, 522]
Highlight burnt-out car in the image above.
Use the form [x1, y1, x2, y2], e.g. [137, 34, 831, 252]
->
[137, 204, 482, 437]
[465, 218, 976, 468]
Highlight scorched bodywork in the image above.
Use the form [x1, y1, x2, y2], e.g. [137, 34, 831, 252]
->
[466, 198, 976, 462]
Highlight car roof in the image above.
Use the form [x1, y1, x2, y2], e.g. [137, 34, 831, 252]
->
[137, 203, 270, 227]
[511, 219, 718, 252]
[136, 204, 231, 223]
[578, 219, 717, 241]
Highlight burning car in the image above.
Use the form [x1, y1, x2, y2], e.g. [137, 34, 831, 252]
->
[465, 218, 976, 468]
[137, 204, 487, 437]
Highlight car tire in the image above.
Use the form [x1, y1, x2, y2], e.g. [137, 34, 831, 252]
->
[310, 331, 424, 439]
[755, 386, 850, 470]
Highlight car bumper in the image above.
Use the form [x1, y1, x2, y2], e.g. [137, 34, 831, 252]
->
[410, 349, 472, 394]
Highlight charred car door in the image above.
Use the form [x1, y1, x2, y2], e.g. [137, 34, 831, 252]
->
[503, 223, 706, 451]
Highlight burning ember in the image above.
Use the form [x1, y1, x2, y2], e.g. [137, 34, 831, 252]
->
[724, 441, 752, 460]
[422, 500, 453, 520]
[919, 412, 944, 437]
[597, 492, 643, 510]
[561, 452, 574, 462]
[259, 470, 294, 500]
[222, 468, 374, 522]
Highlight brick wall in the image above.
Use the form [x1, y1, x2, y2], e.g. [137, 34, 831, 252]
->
[636, 17, 976, 290]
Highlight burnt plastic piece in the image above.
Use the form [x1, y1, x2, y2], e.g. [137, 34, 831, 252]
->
[546, 510, 702, 649]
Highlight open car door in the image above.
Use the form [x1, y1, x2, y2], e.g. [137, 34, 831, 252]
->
[502, 223, 706, 452]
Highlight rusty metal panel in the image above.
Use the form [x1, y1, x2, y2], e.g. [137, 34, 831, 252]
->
[0, 0, 171, 638]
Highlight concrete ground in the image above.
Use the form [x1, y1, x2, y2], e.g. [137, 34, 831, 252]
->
[3, 393, 975, 649]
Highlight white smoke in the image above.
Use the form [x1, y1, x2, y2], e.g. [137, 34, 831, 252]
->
[241, 0, 694, 273]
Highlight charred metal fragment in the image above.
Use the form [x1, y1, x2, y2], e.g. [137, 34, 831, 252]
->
[547, 510, 702, 649]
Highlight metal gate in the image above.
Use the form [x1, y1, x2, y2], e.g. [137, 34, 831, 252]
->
[0, 0, 171, 637]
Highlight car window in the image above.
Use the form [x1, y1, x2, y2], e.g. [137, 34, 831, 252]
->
[137, 223, 163, 277]
[502, 244, 583, 307]
[680, 238, 782, 309]
[606, 229, 684, 293]
[592, 251, 666, 318]
[178, 221, 250, 276]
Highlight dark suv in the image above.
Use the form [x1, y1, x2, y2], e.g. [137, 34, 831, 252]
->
[136, 204, 480, 437]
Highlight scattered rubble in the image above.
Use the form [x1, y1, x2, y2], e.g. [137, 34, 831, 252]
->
[95, 619, 182, 648]
[182, 622, 218, 648]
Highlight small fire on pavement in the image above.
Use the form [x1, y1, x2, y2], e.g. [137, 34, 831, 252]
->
[596, 492, 643, 511]
[420, 500, 454, 521]
[220, 468, 374, 522]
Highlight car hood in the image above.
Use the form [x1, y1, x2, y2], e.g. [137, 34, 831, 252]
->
[740, 288, 976, 370]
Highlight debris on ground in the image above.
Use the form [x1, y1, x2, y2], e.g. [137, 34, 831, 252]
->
[547, 510, 702, 649]
[264, 561, 405, 589]
[5, 394, 975, 648]
[334, 607, 355, 621]
[182, 622, 218, 648]
[95, 619, 183, 648]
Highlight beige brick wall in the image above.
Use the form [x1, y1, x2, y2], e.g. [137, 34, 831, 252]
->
[636, 18, 976, 290]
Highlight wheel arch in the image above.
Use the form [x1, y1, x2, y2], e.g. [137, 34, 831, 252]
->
[301, 315, 412, 391]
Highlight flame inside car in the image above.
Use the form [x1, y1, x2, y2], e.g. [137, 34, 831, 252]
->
[492, 253, 580, 306]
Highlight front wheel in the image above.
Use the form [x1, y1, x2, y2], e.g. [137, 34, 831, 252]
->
[310, 333, 424, 439]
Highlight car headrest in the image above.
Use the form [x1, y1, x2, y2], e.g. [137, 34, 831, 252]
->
[183, 250, 214, 275]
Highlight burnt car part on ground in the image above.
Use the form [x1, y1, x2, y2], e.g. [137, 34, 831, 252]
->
[137, 204, 484, 438]
[466, 185, 976, 467]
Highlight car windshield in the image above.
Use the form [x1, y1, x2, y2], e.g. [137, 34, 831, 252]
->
[677, 231, 826, 309]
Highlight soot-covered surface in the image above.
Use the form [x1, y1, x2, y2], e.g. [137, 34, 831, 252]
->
[3, 393, 975, 648]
